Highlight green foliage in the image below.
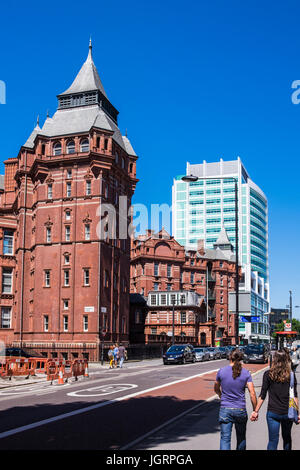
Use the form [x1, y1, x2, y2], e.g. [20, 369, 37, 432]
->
[272, 319, 300, 339]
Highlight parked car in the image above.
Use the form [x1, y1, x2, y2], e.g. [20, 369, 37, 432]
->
[243, 344, 270, 364]
[225, 346, 237, 359]
[163, 345, 196, 365]
[207, 347, 221, 360]
[216, 347, 228, 358]
[1, 347, 44, 358]
[194, 347, 210, 362]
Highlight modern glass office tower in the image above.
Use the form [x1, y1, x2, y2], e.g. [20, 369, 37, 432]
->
[172, 158, 270, 343]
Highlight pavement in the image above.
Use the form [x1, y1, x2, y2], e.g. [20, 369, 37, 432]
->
[132, 366, 300, 451]
[0, 359, 157, 389]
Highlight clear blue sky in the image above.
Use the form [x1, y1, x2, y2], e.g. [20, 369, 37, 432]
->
[0, 0, 299, 317]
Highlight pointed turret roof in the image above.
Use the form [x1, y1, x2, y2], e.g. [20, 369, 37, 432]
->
[214, 226, 232, 247]
[59, 39, 108, 98]
[23, 121, 41, 149]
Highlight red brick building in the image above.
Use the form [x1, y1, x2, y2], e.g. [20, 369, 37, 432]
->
[0, 41, 138, 361]
[130, 228, 240, 346]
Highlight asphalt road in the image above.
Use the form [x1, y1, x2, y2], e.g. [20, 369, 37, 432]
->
[0, 358, 268, 450]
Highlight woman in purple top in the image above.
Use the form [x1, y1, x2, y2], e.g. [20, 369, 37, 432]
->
[214, 349, 257, 450]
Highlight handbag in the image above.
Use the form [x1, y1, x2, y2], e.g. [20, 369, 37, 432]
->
[288, 372, 299, 424]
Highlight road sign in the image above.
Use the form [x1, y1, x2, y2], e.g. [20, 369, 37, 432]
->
[240, 316, 260, 323]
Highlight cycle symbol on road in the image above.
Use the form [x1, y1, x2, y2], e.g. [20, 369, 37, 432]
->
[67, 383, 138, 397]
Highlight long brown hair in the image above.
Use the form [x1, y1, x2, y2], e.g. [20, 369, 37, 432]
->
[229, 348, 243, 379]
[269, 350, 291, 383]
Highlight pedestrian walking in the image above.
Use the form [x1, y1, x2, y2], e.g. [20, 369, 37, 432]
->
[113, 343, 119, 368]
[291, 347, 300, 372]
[118, 343, 127, 368]
[250, 349, 300, 450]
[108, 345, 114, 369]
[214, 348, 257, 450]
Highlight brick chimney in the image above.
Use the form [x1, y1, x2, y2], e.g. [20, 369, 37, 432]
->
[197, 239, 205, 255]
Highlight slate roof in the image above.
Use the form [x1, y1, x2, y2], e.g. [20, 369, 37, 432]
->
[59, 40, 108, 98]
[22, 41, 137, 157]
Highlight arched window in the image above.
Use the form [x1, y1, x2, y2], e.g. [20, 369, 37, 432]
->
[80, 139, 89, 152]
[67, 140, 75, 154]
[53, 142, 62, 156]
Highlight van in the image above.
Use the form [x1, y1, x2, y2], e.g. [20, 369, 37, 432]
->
[243, 343, 269, 364]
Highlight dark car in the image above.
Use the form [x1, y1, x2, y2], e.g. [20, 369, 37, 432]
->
[225, 345, 237, 359]
[163, 345, 196, 365]
[2, 347, 44, 358]
[243, 344, 269, 364]
[217, 347, 228, 358]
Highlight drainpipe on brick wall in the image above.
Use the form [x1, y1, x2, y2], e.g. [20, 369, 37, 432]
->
[97, 170, 103, 363]
[19, 150, 28, 347]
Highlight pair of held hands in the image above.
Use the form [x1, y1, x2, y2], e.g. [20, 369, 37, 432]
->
[250, 411, 300, 424]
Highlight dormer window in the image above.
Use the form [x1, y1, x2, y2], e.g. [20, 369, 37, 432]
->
[67, 140, 75, 154]
[53, 142, 62, 156]
[80, 139, 89, 152]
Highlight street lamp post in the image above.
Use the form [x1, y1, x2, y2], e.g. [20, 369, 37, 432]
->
[181, 174, 240, 345]
[172, 298, 175, 345]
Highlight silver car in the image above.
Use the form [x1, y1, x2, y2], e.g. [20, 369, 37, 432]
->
[194, 347, 210, 362]
[207, 347, 220, 360]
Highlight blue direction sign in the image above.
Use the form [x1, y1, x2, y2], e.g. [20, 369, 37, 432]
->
[240, 316, 260, 323]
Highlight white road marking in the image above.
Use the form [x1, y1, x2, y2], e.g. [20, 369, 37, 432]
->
[67, 383, 138, 397]
[0, 369, 220, 440]
[0, 383, 70, 396]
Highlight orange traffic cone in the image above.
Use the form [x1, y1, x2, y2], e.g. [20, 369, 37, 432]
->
[84, 364, 89, 378]
[58, 366, 64, 385]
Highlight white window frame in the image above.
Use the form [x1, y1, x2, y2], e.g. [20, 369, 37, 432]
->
[65, 226, 70, 242]
[1, 307, 11, 329]
[80, 139, 90, 152]
[85, 224, 90, 241]
[83, 269, 90, 286]
[44, 270, 50, 287]
[63, 315, 69, 332]
[3, 230, 13, 255]
[86, 180, 91, 196]
[64, 270, 70, 287]
[47, 184, 53, 199]
[66, 182, 72, 198]
[83, 315, 88, 332]
[2, 268, 12, 293]
[46, 227, 52, 243]
[44, 315, 49, 332]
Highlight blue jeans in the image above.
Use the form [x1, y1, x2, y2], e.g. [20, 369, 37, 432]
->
[266, 411, 293, 450]
[119, 357, 125, 368]
[219, 407, 248, 450]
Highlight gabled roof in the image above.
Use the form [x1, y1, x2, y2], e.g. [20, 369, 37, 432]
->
[59, 40, 108, 98]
